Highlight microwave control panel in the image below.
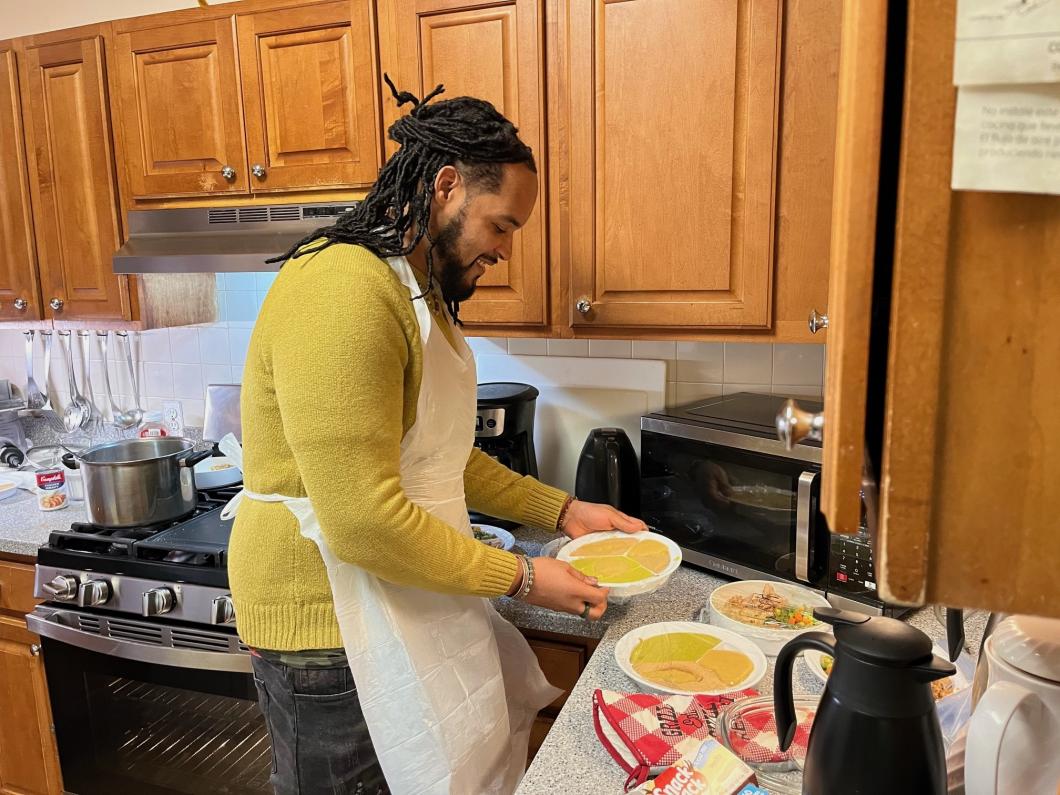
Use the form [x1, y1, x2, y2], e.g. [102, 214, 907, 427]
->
[828, 534, 877, 597]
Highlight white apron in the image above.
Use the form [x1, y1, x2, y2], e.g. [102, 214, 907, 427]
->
[224, 256, 559, 794]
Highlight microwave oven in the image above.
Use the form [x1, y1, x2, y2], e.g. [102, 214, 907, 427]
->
[640, 392, 898, 616]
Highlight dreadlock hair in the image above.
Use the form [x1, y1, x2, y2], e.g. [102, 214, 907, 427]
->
[267, 75, 537, 323]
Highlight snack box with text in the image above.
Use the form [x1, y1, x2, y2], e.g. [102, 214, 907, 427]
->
[630, 739, 757, 795]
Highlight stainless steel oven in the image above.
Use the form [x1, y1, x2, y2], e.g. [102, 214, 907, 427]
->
[28, 489, 273, 795]
[27, 606, 269, 795]
[641, 392, 895, 615]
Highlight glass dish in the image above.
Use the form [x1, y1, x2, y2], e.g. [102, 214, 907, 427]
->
[715, 694, 819, 795]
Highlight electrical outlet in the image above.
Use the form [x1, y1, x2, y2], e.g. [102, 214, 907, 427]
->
[162, 401, 185, 438]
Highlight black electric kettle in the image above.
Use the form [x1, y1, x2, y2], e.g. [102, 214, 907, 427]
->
[574, 428, 640, 516]
[774, 607, 956, 794]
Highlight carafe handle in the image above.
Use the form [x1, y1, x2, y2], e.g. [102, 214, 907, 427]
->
[964, 681, 1042, 795]
[605, 437, 621, 509]
[774, 631, 837, 751]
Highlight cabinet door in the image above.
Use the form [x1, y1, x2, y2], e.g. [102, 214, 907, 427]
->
[378, 0, 548, 326]
[112, 17, 248, 198]
[21, 35, 130, 321]
[556, 0, 781, 330]
[0, 617, 62, 795]
[0, 45, 40, 322]
[237, 0, 381, 192]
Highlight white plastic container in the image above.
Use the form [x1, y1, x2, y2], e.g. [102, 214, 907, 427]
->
[707, 580, 831, 656]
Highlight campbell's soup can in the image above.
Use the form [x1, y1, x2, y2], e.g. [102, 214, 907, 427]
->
[35, 468, 69, 512]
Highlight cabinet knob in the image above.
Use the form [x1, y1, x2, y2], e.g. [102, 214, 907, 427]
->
[808, 308, 830, 334]
[30, 644, 41, 657]
[575, 298, 593, 316]
[251, 164, 266, 179]
[13, 298, 27, 312]
[49, 297, 64, 311]
[775, 398, 824, 450]
[220, 165, 236, 181]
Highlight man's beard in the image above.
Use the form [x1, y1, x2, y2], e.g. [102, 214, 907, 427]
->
[431, 210, 478, 304]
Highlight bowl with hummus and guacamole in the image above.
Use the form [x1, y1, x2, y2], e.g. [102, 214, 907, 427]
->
[614, 621, 767, 696]
[557, 530, 683, 600]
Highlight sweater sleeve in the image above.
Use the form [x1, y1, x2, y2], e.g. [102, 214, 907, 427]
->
[268, 255, 519, 597]
[464, 447, 570, 530]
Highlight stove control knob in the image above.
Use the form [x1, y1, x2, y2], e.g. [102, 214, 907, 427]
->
[77, 579, 111, 607]
[142, 587, 176, 617]
[211, 595, 236, 625]
[41, 575, 79, 601]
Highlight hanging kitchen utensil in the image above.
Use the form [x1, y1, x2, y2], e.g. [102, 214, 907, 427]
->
[77, 331, 102, 431]
[116, 331, 144, 428]
[23, 331, 46, 410]
[98, 331, 137, 430]
[58, 331, 88, 433]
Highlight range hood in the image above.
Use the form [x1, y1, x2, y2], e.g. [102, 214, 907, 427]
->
[113, 202, 359, 274]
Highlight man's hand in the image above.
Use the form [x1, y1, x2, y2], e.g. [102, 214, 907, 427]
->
[560, 499, 648, 540]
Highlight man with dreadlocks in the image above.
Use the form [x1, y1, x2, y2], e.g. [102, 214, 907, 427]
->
[226, 78, 646, 795]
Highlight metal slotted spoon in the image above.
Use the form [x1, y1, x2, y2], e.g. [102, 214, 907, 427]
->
[23, 330, 46, 410]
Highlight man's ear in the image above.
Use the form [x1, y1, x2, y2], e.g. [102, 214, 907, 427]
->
[433, 164, 462, 207]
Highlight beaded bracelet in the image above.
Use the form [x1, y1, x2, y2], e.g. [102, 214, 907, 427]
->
[557, 496, 575, 533]
[516, 556, 535, 600]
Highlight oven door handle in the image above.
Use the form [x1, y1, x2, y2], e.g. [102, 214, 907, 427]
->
[795, 471, 819, 584]
[26, 608, 253, 674]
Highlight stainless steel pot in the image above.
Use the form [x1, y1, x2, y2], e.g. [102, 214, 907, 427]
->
[64, 438, 212, 527]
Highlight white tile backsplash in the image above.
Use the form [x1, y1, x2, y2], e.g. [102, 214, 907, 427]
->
[0, 273, 824, 425]
[724, 342, 773, 383]
[508, 338, 547, 355]
[588, 339, 632, 358]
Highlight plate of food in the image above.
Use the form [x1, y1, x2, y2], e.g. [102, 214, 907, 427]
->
[615, 621, 767, 696]
[557, 530, 683, 599]
[708, 580, 831, 656]
[803, 643, 972, 702]
[193, 455, 243, 489]
[472, 524, 515, 551]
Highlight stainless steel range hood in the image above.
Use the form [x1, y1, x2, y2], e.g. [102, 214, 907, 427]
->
[113, 202, 359, 274]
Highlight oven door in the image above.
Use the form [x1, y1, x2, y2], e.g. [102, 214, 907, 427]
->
[640, 427, 830, 586]
[27, 606, 271, 795]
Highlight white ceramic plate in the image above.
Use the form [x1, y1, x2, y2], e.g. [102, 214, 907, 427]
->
[614, 621, 768, 696]
[193, 456, 243, 489]
[708, 580, 831, 656]
[557, 530, 682, 599]
[803, 643, 972, 698]
[471, 524, 515, 551]
[0, 480, 17, 501]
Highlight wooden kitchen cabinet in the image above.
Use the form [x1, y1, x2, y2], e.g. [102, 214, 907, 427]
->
[520, 628, 596, 764]
[19, 27, 133, 322]
[0, 558, 62, 795]
[110, 0, 382, 203]
[110, 16, 249, 199]
[237, 0, 381, 192]
[547, 0, 782, 332]
[377, 0, 549, 327]
[0, 42, 42, 323]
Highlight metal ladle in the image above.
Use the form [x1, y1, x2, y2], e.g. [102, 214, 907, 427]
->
[116, 331, 144, 428]
[98, 331, 138, 430]
[58, 331, 89, 432]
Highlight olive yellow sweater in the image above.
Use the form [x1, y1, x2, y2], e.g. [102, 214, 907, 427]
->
[228, 244, 569, 651]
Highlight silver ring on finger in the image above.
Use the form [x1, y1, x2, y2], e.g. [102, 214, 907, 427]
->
[580, 602, 591, 620]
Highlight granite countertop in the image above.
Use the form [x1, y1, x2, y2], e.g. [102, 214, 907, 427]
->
[0, 487, 89, 558]
[503, 527, 989, 795]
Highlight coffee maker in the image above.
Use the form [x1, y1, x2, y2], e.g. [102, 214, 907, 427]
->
[470, 382, 539, 529]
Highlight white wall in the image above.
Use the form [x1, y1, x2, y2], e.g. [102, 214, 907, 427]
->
[2, 0, 242, 39]
[0, 273, 824, 429]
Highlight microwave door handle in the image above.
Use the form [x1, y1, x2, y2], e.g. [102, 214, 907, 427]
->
[795, 471, 819, 583]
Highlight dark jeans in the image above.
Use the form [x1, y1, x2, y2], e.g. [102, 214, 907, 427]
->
[251, 654, 390, 795]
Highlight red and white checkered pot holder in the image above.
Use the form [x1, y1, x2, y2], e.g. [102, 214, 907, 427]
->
[592, 689, 757, 791]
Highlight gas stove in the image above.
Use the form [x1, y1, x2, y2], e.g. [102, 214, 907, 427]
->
[34, 486, 242, 628]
